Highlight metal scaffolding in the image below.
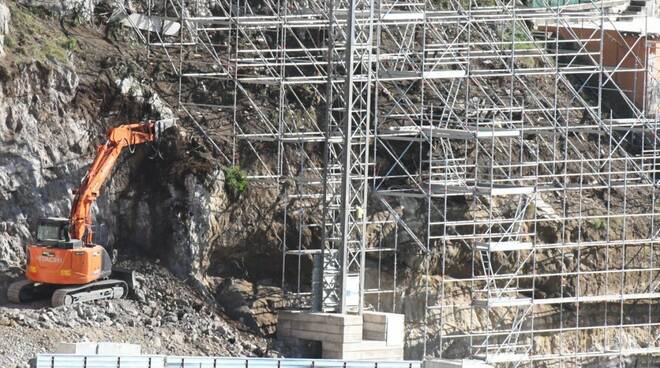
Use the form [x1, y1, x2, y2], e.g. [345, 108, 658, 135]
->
[125, 0, 660, 365]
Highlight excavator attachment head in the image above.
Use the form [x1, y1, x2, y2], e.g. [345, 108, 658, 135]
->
[154, 118, 177, 140]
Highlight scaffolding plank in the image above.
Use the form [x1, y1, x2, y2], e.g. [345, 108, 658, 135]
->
[287, 249, 323, 255]
[475, 241, 534, 252]
[421, 127, 521, 139]
[475, 185, 535, 196]
[483, 353, 530, 363]
[474, 296, 533, 307]
[237, 133, 342, 143]
[534, 292, 660, 305]
[381, 11, 425, 21]
[427, 181, 473, 195]
[380, 126, 521, 140]
[378, 70, 465, 81]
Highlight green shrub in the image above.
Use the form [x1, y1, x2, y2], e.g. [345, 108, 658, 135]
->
[65, 37, 77, 51]
[589, 218, 606, 231]
[4, 36, 15, 49]
[224, 165, 248, 198]
[43, 40, 68, 62]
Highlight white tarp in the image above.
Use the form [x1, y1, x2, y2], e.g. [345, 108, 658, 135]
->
[120, 14, 180, 36]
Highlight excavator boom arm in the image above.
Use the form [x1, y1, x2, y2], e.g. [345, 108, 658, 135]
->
[69, 120, 174, 242]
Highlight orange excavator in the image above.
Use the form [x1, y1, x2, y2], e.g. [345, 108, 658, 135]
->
[7, 119, 175, 306]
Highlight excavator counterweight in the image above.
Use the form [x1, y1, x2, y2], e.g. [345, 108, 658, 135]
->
[7, 119, 175, 306]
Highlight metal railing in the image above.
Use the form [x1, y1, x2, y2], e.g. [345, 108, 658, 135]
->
[36, 355, 424, 368]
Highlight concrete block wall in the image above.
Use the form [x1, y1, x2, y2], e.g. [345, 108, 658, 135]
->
[278, 310, 405, 360]
[362, 312, 404, 346]
[278, 311, 363, 343]
[55, 342, 142, 355]
[322, 340, 404, 360]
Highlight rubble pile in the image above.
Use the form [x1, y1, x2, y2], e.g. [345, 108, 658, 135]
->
[0, 260, 277, 368]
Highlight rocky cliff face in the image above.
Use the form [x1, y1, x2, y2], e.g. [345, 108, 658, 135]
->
[0, 60, 88, 271]
[0, 1, 293, 295]
[0, 2, 178, 273]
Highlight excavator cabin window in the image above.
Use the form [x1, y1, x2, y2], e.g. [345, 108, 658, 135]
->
[36, 224, 64, 242]
[34, 218, 82, 249]
[36, 220, 69, 242]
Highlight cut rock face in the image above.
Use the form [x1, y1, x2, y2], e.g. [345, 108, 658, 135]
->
[214, 278, 286, 336]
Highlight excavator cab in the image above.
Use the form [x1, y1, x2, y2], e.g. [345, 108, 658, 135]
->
[35, 217, 83, 249]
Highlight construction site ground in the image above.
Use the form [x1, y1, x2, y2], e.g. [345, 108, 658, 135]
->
[0, 260, 276, 368]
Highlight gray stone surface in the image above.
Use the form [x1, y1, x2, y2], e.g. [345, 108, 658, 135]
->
[16, 0, 96, 20]
[0, 0, 8, 56]
[0, 61, 87, 273]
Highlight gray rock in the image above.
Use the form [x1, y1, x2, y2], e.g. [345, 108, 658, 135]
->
[214, 278, 284, 336]
[16, 0, 95, 21]
[0, 61, 86, 271]
[0, 0, 9, 56]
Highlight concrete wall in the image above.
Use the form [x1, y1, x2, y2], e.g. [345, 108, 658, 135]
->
[278, 311, 405, 360]
[55, 342, 141, 355]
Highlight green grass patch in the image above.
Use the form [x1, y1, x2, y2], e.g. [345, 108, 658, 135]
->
[4, 35, 15, 49]
[65, 37, 78, 51]
[6, 3, 75, 64]
[588, 218, 606, 231]
[502, 23, 537, 51]
[224, 165, 248, 198]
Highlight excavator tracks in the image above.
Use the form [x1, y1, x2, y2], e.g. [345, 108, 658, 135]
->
[7, 280, 57, 304]
[50, 279, 129, 307]
[7, 280, 33, 303]
[7, 279, 128, 306]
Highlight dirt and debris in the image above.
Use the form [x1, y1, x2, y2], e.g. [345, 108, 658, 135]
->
[0, 259, 289, 368]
